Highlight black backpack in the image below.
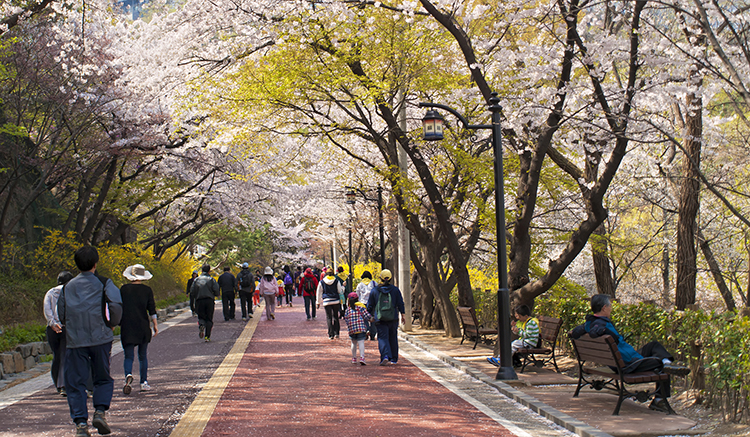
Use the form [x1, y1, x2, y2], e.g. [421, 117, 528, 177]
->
[303, 276, 316, 294]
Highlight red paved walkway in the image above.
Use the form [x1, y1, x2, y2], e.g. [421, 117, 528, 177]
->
[201, 303, 515, 437]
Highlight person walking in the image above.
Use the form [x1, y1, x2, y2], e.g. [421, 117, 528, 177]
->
[276, 277, 285, 308]
[319, 268, 345, 339]
[57, 246, 123, 437]
[258, 267, 278, 320]
[355, 271, 377, 341]
[283, 268, 294, 306]
[190, 264, 220, 342]
[44, 271, 74, 397]
[236, 263, 255, 321]
[253, 270, 262, 309]
[120, 264, 159, 395]
[217, 266, 237, 321]
[186, 271, 198, 317]
[366, 269, 405, 366]
[299, 268, 319, 320]
[344, 292, 374, 365]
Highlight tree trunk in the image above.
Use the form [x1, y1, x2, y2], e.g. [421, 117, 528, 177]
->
[675, 71, 703, 310]
[697, 228, 735, 311]
[592, 223, 616, 298]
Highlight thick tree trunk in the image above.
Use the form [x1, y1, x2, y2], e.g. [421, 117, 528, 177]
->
[592, 223, 616, 298]
[675, 75, 703, 310]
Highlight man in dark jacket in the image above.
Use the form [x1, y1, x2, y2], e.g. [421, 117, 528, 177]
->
[236, 263, 255, 321]
[58, 246, 122, 437]
[186, 270, 198, 317]
[217, 266, 237, 321]
[190, 264, 220, 342]
[299, 268, 319, 321]
[366, 269, 405, 366]
[570, 294, 690, 412]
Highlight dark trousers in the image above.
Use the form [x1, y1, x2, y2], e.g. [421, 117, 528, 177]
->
[196, 298, 215, 339]
[64, 342, 113, 424]
[285, 285, 294, 305]
[221, 291, 236, 320]
[189, 293, 195, 314]
[624, 341, 674, 398]
[239, 289, 253, 318]
[324, 304, 340, 338]
[46, 326, 66, 389]
[304, 295, 316, 319]
[376, 319, 400, 363]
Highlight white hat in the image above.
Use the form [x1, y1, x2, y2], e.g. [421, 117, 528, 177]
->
[264, 266, 273, 275]
[123, 264, 153, 281]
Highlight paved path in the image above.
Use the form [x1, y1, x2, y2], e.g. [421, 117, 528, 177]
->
[0, 300, 578, 436]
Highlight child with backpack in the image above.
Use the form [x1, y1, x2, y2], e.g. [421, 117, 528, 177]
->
[276, 278, 285, 307]
[283, 271, 294, 306]
[344, 292, 374, 365]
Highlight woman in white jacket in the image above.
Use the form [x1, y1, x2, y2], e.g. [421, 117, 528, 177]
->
[258, 267, 279, 320]
[355, 271, 377, 340]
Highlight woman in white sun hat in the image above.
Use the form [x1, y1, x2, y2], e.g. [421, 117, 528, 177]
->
[120, 264, 159, 395]
[258, 266, 279, 320]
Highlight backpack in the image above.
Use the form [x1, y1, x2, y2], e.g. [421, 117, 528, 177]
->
[283, 273, 293, 286]
[238, 270, 253, 288]
[303, 276, 316, 294]
[96, 275, 122, 328]
[376, 290, 396, 322]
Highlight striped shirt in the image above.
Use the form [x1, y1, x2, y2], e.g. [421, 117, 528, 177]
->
[518, 317, 540, 347]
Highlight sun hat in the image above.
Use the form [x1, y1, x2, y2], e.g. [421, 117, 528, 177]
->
[379, 269, 392, 281]
[123, 264, 153, 281]
[264, 266, 273, 275]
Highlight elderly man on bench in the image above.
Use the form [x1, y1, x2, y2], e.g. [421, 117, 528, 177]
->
[570, 294, 690, 413]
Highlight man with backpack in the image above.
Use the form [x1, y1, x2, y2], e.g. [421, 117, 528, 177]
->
[298, 268, 319, 321]
[57, 246, 123, 437]
[236, 263, 255, 321]
[217, 266, 237, 321]
[366, 269, 405, 366]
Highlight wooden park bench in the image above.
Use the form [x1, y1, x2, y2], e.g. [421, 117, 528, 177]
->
[515, 315, 563, 373]
[569, 333, 674, 415]
[457, 306, 496, 350]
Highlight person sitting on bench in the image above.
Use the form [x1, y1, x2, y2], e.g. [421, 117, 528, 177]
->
[487, 305, 540, 368]
[569, 294, 690, 413]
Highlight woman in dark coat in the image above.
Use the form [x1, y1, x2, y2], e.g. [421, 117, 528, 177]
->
[120, 264, 158, 394]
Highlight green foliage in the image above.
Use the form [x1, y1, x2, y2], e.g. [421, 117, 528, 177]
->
[533, 281, 589, 336]
[0, 323, 46, 353]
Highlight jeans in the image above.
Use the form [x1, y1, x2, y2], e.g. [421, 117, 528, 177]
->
[64, 342, 113, 424]
[376, 319, 400, 363]
[239, 289, 253, 318]
[46, 326, 66, 389]
[304, 295, 316, 319]
[324, 304, 340, 338]
[285, 285, 294, 305]
[123, 342, 149, 384]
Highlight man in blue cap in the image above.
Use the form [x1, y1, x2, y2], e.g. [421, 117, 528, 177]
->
[236, 262, 255, 321]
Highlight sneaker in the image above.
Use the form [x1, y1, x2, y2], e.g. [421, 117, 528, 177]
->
[92, 410, 111, 435]
[123, 374, 133, 395]
[248, 314, 253, 318]
[352, 358, 357, 364]
[389, 361, 397, 365]
[335, 335, 339, 339]
[140, 382, 152, 391]
[270, 313, 275, 320]
[242, 317, 247, 322]
[59, 387, 67, 397]
[306, 317, 311, 321]
[199, 324, 205, 339]
[75, 423, 91, 437]
[205, 337, 211, 342]
[663, 362, 691, 376]
[359, 357, 366, 366]
[380, 357, 390, 366]
[487, 357, 500, 367]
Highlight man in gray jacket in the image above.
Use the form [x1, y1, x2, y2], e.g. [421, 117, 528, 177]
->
[58, 246, 122, 437]
[190, 264, 220, 342]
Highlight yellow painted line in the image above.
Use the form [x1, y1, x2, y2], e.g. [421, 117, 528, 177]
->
[170, 303, 262, 436]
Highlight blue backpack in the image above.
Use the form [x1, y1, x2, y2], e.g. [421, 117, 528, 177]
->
[283, 273, 293, 286]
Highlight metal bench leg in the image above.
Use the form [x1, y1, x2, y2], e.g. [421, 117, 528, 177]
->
[613, 380, 625, 415]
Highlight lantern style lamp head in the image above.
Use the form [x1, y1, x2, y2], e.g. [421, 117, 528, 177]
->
[345, 187, 356, 205]
[422, 109, 445, 141]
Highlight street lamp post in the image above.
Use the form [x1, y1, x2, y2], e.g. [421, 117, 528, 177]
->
[346, 186, 386, 270]
[419, 92, 517, 381]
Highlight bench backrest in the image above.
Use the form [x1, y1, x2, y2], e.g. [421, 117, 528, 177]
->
[570, 334, 627, 369]
[537, 315, 562, 344]
[457, 306, 479, 332]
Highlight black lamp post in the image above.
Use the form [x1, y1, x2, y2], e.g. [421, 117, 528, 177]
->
[419, 92, 516, 381]
[345, 186, 386, 270]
